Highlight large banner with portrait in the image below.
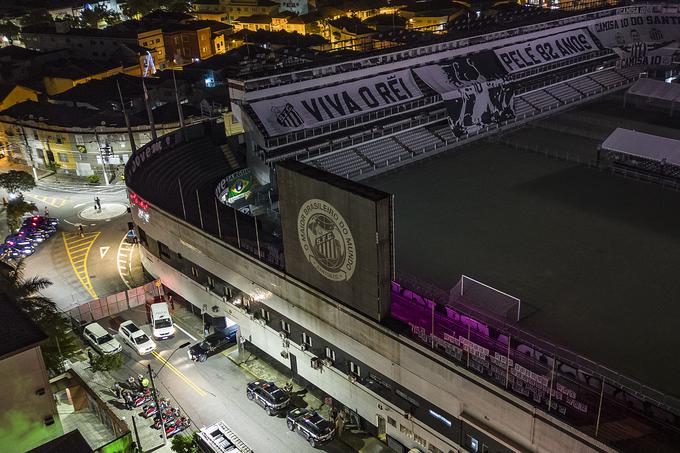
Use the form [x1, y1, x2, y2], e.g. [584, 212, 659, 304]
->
[444, 81, 515, 137]
[493, 28, 600, 74]
[589, 12, 680, 48]
[249, 69, 422, 137]
[412, 50, 507, 98]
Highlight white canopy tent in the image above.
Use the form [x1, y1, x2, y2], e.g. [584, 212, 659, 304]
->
[624, 78, 680, 114]
[601, 128, 680, 166]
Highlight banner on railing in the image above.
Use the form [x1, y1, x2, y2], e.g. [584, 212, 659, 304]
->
[444, 80, 515, 137]
[412, 50, 507, 97]
[589, 12, 680, 48]
[613, 41, 677, 68]
[493, 28, 599, 73]
[249, 69, 423, 137]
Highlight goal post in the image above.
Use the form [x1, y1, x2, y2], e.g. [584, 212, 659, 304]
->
[455, 275, 521, 323]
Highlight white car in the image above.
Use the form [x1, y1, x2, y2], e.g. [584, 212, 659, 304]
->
[83, 322, 122, 355]
[118, 320, 157, 355]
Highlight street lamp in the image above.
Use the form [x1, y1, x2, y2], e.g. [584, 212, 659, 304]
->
[148, 341, 191, 444]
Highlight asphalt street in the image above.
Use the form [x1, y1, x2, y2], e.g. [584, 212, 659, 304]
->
[98, 307, 348, 453]
[8, 184, 148, 311]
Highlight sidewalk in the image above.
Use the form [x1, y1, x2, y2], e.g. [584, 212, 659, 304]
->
[0, 158, 126, 192]
[171, 305, 393, 453]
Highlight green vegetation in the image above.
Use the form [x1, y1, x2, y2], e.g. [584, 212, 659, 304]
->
[122, 0, 191, 18]
[20, 9, 53, 27]
[0, 21, 20, 44]
[87, 174, 101, 184]
[0, 261, 81, 376]
[80, 5, 121, 28]
[171, 433, 197, 453]
[91, 352, 124, 372]
[0, 170, 35, 195]
[6, 199, 36, 231]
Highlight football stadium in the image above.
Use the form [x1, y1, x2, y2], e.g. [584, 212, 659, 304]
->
[126, 2, 680, 452]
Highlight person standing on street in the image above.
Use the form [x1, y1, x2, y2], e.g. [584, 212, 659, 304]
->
[44, 206, 49, 218]
[95, 197, 102, 212]
[78, 224, 84, 237]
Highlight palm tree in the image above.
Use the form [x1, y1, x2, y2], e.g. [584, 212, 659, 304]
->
[0, 261, 80, 375]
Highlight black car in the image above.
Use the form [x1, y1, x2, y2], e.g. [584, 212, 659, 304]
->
[246, 381, 290, 415]
[188, 330, 236, 362]
[286, 408, 335, 448]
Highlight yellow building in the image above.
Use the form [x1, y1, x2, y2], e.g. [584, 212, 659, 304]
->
[0, 85, 40, 112]
[138, 28, 166, 68]
[233, 15, 272, 32]
[42, 63, 125, 96]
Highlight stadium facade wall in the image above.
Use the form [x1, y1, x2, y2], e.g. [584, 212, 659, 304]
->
[132, 201, 616, 453]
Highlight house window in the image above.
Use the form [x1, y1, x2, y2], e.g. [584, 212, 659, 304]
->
[387, 416, 396, 427]
[55, 135, 63, 144]
[464, 434, 479, 452]
[325, 347, 335, 361]
[349, 361, 361, 377]
[301, 332, 312, 347]
[75, 134, 84, 144]
[428, 444, 444, 453]
[190, 266, 198, 278]
[207, 275, 215, 289]
[280, 320, 290, 333]
[399, 424, 412, 438]
[158, 242, 171, 259]
[414, 433, 427, 447]
[260, 308, 270, 322]
[57, 152, 68, 162]
[33, 131, 39, 139]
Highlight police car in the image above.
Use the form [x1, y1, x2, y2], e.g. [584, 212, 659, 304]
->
[286, 408, 335, 448]
[245, 381, 290, 415]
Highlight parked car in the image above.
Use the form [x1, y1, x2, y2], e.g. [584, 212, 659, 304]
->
[286, 408, 335, 448]
[5, 235, 36, 255]
[23, 215, 58, 227]
[150, 302, 175, 340]
[17, 226, 47, 243]
[118, 320, 156, 355]
[246, 381, 290, 415]
[188, 330, 236, 362]
[83, 322, 122, 355]
[21, 221, 56, 236]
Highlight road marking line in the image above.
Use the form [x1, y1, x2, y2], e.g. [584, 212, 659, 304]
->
[116, 233, 134, 289]
[62, 232, 100, 299]
[100, 246, 110, 258]
[174, 322, 198, 342]
[25, 193, 68, 208]
[151, 351, 206, 397]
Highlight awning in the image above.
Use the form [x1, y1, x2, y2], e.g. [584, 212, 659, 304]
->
[601, 127, 680, 166]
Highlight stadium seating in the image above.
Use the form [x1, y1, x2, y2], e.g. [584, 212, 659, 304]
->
[545, 84, 580, 103]
[589, 69, 627, 86]
[312, 150, 370, 177]
[522, 89, 559, 111]
[394, 128, 444, 153]
[513, 98, 537, 117]
[566, 76, 603, 95]
[356, 137, 409, 165]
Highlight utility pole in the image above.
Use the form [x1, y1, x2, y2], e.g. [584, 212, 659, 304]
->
[147, 363, 167, 444]
[94, 124, 110, 186]
[172, 69, 185, 132]
[116, 80, 137, 153]
[19, 121, 38, 182]
[131, 415, 142, 452]
[142, 78, 157, 141]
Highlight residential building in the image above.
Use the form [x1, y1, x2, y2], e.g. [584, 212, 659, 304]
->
[0, 83, 40, 111]
[0, 292, 60, 452]
[193, 0, 279, 24]
[233, 15, 273, 32]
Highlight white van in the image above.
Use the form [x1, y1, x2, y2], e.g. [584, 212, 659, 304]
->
[150, 302, 175, 340]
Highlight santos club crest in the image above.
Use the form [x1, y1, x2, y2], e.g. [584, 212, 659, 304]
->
[297, 199, 356, 282]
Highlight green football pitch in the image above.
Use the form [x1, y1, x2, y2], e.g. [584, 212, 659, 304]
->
[371, 141, 680, 397]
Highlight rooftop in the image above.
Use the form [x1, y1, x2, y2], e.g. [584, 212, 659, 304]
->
[28, 429, 92, 453]
[0, 291, 47, 360]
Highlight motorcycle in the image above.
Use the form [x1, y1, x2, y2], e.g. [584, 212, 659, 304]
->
[166, 417, 190, 438]
[133, 389, 153, 407]
[142, 399, 169, 418]
[127, 374, 149, 392]
[152, 408, 180, 429]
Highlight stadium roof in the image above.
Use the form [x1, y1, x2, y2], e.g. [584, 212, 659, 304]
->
[602, 128, 680, 167]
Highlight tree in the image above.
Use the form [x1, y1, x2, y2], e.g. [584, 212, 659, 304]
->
[6, 199, 36, 231]
[0, 261, 81, 376]
[0, 21, 20, 44]
[0, 170, 36, 195]
[20, 9, 54, 28]
[171, 434, 197, 453]
[122, 0, 160, 19]
[91, 352, 124, 372]
[80, 5, 121, 29]
[166, 0, 192, 14]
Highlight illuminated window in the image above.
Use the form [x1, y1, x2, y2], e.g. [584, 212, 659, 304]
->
[302, 332, 312, 347]
[349, 361, 361, 376]
[57, 152, 68, 162]
[280, 320, 290, 333]
[325, 347, 335, 361]
[260, 308, 270, 322]
[414, 433, 426, 447]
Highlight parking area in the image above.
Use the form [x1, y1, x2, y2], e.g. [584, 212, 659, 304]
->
[76, 302, 389, 453]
